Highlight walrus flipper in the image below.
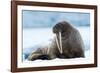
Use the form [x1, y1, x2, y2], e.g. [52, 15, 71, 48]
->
[28, 52, 42, 61]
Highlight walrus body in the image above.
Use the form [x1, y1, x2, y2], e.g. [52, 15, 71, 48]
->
[28, 21, 85, 61]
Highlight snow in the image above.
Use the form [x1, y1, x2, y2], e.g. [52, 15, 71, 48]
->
[22, 26, 90, 61]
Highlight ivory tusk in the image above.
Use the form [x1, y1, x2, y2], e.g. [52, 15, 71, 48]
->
[59, 32, 63, 54]
[55, 32, 62, 54]
[55, 33, 61, 53]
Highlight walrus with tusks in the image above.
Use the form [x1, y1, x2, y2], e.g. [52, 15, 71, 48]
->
[28, 21, 85, 61]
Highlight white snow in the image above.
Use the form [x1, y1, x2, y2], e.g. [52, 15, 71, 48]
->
[22, 26, 90, 61]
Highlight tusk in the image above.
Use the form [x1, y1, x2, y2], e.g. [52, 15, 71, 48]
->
[59, 32, 63, 54]
[55, 32, 62, 54]
[55, 33, 61, 53]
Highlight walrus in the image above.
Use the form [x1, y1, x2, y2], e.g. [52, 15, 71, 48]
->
[28, 21, 85, 61]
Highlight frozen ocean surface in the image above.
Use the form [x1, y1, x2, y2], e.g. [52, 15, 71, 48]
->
[22, 26, 90, 60]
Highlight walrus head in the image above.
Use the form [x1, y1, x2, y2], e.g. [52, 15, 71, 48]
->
[53, 21, 71, 54]
[53, 21, 72, 34]
[53, 21, 73, 54]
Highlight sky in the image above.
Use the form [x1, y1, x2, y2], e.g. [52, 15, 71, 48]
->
[22, 10, 90, 28]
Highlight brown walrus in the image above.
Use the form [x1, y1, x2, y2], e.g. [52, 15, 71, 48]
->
[28, 21, 85, 61]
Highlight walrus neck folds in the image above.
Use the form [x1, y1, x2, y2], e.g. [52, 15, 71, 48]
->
[55, 32, 63, 54]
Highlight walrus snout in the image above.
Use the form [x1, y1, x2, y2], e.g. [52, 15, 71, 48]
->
[53, 27, 61, 34]
[53, 27, 58, 33]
